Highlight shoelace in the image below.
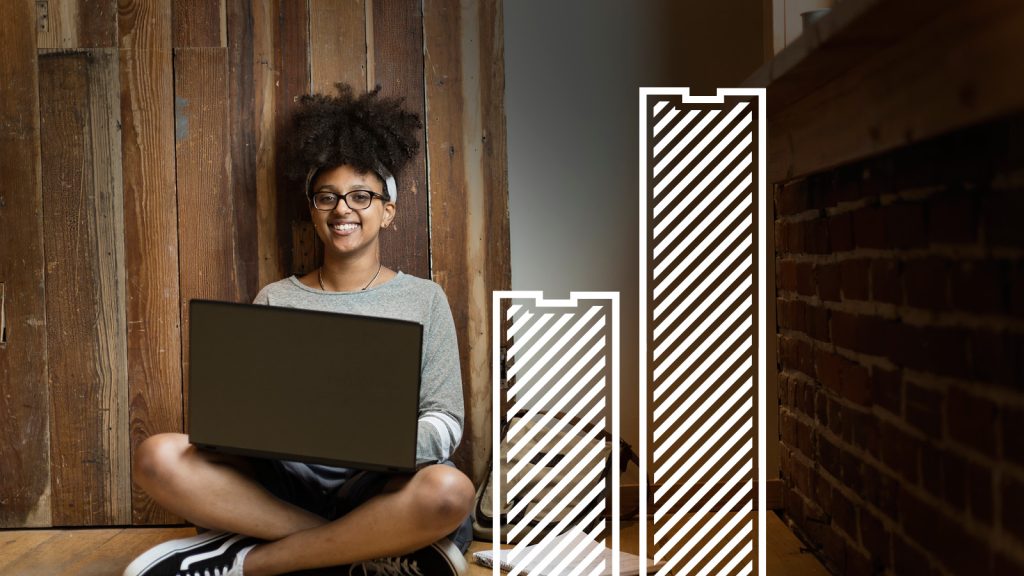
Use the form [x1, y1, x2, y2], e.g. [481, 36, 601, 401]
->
[348, 557, 424, 576]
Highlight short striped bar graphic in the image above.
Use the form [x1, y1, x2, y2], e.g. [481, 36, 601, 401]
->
[639, 89, 767, 576]
[492, 291, 620, 576]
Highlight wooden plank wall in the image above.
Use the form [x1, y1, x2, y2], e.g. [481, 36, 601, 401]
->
[0, 0, 508, 528]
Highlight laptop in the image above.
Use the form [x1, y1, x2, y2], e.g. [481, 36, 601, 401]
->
[188, 299, 423, 473]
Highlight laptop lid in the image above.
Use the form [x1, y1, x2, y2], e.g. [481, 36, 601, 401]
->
[188, 299, 423, 473]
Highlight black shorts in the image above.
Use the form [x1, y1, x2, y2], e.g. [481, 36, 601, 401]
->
[251, 458, 473, 554]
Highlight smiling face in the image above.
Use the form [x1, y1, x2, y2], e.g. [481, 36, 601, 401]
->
[309, 164, 395, 260]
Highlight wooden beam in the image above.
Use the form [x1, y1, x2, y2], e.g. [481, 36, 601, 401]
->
[0, 0, 51, 529]
[745, 0, 1024, 182]
[172, 0, 225, 48]
[372, 0, 429, 279]
[174, 47, 242, 423]
[309, 0, 366, 94]
[37, 0, 118, 49]
[118, 0, 184, 525]
[39, 48, 130, 526]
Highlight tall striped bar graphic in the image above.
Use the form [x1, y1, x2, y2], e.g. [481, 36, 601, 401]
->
[639, 89, 767, 575]
[492, 291, 620, 576]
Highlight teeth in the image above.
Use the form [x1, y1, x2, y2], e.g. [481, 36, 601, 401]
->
[332, 223, 359, 231]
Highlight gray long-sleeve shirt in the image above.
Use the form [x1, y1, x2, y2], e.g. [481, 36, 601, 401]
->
[253, 272, 464, 467]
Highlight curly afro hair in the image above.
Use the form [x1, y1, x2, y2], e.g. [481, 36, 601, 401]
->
[287, 84, 422, 201]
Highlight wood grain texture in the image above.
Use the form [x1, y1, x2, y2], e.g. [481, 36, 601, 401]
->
[310, 0, 367, 94]
[252, 0, 282, 288]
[372, 0, 429, 279]
[749, 0, 1024, 182]
[118, 0, 184, 526]
[0, 527, 195, 575]
[423, 0, 511, 483]
[174, 47, 242, 419]
[273, 0, 311, 277]
[226, 0, 259, 302]
[37, 0, 118, 48]
[39, 48, 130, 527]
[0, 0, 51, 529]
[172, 0, 225, 48]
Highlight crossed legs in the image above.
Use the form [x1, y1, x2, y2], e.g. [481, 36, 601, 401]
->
[134, 433, 475, 576]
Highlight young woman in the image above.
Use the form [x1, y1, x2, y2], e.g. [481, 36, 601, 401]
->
[124, 86, 474, 576]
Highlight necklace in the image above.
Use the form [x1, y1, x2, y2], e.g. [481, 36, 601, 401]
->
[318, 262, 382, 292]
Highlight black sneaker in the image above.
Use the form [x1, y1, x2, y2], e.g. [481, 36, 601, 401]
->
[122, 530, 260, 576]
[346, 538, 468, 576]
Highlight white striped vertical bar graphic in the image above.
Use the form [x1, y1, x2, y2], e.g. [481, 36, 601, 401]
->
[639, 89, 767, 576]
[493, 292, 620, 576]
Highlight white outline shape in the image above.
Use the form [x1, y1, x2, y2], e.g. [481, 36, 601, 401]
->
[639, 87, 766, 576]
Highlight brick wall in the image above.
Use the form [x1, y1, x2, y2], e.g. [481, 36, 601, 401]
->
[775, 114, 1024, 576]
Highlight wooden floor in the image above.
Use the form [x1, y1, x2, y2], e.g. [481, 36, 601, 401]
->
[0, 512, 827, 575]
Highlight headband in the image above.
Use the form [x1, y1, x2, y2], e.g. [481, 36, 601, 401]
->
[305, 164, 398, 203]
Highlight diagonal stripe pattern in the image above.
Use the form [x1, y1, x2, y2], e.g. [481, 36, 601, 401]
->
[497, 295, 618, 576]
[646, 95, 757, 575]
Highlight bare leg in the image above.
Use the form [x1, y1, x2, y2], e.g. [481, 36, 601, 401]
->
[135, 433, 327, 539]
[242, 464, 474, 575]
[134, 433, 475, 575]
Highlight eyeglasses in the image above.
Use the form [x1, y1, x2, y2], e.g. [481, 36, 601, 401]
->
[310, 190, 386, 211]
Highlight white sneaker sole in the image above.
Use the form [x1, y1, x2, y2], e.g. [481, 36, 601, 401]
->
[433, 538, 469, 575]
[122, 530, 231, 576]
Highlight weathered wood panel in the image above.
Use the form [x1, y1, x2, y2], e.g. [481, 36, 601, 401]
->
[118, 0, 184, 525]
[273, 0, 312, 277]
[0, 0, 51, 529]
[172, 0, 225, 48]
[226, 0, 259, 302]
[309, 0, 366, 94]
[174, 47, 242, 417]
[39, 48, 130, 526]
[424, 0, 511, 483]
[372, 0, 429, 279]
[37, 0, 118, 48]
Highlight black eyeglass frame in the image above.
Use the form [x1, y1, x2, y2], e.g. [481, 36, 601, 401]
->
[309, 190, 388, 212]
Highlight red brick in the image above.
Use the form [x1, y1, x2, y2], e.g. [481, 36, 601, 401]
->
[839, 448, 864, 493]
[845, 544, 875, 576]
[842, 361, 871, 406]
[811, 466, 834, 511]
[815, 348, 843, 394]
[1004, 405, 1024, 466]
[880, 422, 918, 483]
[967, 461, 993, 525]
[815, 388, 829, 424]
[796, 416, 814, 456]
[947, 388, 998, 456]
[840, 258, 870, 301]
[904, 381, 943, 437]
[886, 201, 928, 249]
[808, 171, 840, 208]
[899, 489, 991, 576]
[1011, 261, 1024, 318]
[892, 323, 971, 379]
[831, 488, 858, 538]
[777, 178, 812, 216]
[893, 536, 937, 576]
[920, 443, 944, 502]
[862, 464, 899, 514]
[807, 304, 830, 343]
[904, 257, 950, 310]
[816, 262, 841, 302]
[941, 451, 968, 512]
[819, 434, 841, 479]
[849, 410, 880, 455]
[777, 298, 797, 331]
[871, 258, 903, 304]
[781, 410, 797, 446]
[829, 212, 855, 252]
[803, 218, 830, 254]
[872, 368, 902, 415]
[775, 220, 792, 254]
[969, 330, 1021, 389]
[928, 191, 979, 245]
[862, 157, 895, 198]
[985, 189, 1024, 248]
[858, 509, 891, 562]
[951, 260, 1009, 315]
[827, 398, 844, 438]
[831, 311, 891, 357]
[795, 261, 815, 296]
[853, 206, 887, 249]
[777, 258, 797, 292]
